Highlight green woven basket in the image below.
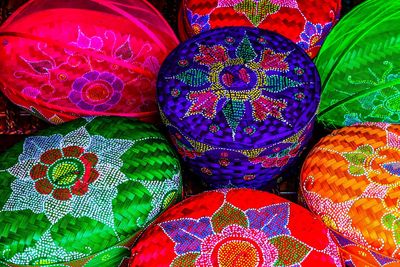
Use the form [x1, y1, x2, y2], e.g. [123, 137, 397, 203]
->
[0, 117, 182, 267]
[315, 0, 400, 129]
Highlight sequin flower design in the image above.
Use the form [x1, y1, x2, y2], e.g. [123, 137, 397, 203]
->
[297, 21, 333, 58]
[3, 126, 134, 231]
[186, 9, 210, 35]
[161, 200, 334, 266]
[175, 34, 301, 139]
[69, 71, 124, 111]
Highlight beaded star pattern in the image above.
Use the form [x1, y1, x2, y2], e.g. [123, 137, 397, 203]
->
[173, 33, 301, 139]
[158, 191, 341, 266]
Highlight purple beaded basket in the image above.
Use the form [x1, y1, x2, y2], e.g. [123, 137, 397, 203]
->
[157, 27, 320, 189]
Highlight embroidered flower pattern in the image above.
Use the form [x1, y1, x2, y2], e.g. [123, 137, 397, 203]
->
[174, 34, 301, 139]
[3, 126, 133, 229]
[69, 71, 124, 111]
[160, 198, 339, 266]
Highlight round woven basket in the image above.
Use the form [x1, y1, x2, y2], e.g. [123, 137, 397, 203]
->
[157, 27, 320, 189]
[178, 0, 341, 58]
[0, 0, 179, 125]
[130, 188, 343, 266]
[0, 117, 182, 266]
[300, 123, 400, 266]
[315, 0, 400, 129]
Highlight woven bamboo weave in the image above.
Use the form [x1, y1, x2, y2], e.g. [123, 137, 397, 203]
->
[178, 0, 341, 58]
[0, 117, 182, 266]
[130, 189, 343, 266]
[157, 26, 320, 189]
[315, 0, 400, 129]
[0, 0, 179, 125]
[301, 123, 400, 266]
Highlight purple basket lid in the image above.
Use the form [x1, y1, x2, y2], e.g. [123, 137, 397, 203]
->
[157, 27, 320, 150]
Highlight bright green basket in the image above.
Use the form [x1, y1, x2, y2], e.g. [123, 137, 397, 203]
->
[0, 117, 182, 266]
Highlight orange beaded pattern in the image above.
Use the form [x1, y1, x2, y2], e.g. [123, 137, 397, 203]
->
[301, 122, 400, 265]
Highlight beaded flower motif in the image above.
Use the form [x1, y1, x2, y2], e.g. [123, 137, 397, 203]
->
[173, 34, 302, 139]
[3, 126, 134, 233]
[160, 195, 340, 266]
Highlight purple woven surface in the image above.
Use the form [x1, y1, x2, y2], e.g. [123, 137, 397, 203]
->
[157, 27, 320, 188]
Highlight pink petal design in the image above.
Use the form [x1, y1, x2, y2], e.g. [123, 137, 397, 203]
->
[90, 36, 104, 51]
[185, 90, 219, 119]
[251, 96, 287, 122]
[194, 45, 228, 66]
[218, 0, 243, 7]
[270, 0, 298, 8]
[388, 132, 400, 148]
[260, 49, 289, 72]
[115, 38, 133, 60]
[22, 58, 54, 74]
[76, 29, 91, 49]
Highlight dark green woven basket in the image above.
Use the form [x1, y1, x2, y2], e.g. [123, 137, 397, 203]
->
[0, 116, 182, 267]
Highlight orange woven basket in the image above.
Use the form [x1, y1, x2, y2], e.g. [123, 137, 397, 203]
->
[300, 123, 400, 266]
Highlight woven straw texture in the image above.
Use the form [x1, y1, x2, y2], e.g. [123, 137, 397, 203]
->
[0, 0, 179, 125]
[130, 188, 343, 266]
[0, 116, 182, 266]
[178, 0, 341, 58]
[315, 0, 400, 129]
[300, 123, 400, 265]
[158, 27, 320, 189]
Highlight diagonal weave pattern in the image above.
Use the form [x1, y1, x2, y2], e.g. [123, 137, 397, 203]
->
[301, 123, 400, 265]
[0, 117, 182, 266]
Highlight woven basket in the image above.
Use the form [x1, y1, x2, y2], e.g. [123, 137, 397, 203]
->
[178, 0, 341, 58]
[0, 0, 179, 125]
[315, 0, 400, 129]
[0, 0, 46, 135]
[129, 188, 343, 266]
[157, 27, 320, 189]
[300, 123, 400, 266]
[0, 117, 182, 266]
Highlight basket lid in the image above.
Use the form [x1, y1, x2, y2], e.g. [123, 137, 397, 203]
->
[0, 116, 182, 266]
[157, 27, 320, 150]
[130, 188, 343, 266]
[180, 0, 341, 58]
[315, 0, 400, 129]
[301, 122, 400, 261]
[0, 0, 179, 124]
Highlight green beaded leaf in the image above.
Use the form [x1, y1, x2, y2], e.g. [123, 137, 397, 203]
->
[84, 246, 130, 267]
[235, 34, 257, 62]
[382, 214, 397, 230]
[174, 69, 209, 87]
[270, 235, 311, 266]
[234, 0, 280, 26]
[171, 253, 200, 267]
[265, 75, 302, 93]
[222, 100, 245, 140]
[211, 203, 248, 233]
[348, 165, 366, 176]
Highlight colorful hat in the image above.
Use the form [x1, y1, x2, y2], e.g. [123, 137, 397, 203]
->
[0, 0, 179, 124]
[315, 0, 400, 129]
[130, 189, 343, 266]
[178, 0, 341, 58]
[0, 117, 182, 266]
[157, 27, 320, 189]
[300, 123, 400, 266]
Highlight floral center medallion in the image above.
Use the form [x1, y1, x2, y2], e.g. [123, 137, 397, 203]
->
[220, 64, 257, 90]
[215, 239, 261, 267]
[47, 158, 84, 187]
[83, 81, 112, 104]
